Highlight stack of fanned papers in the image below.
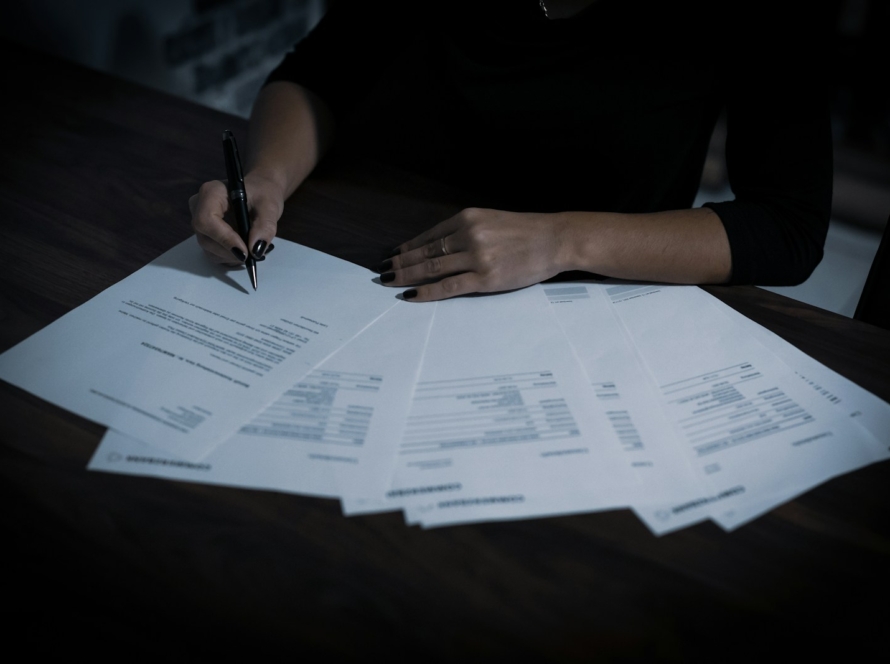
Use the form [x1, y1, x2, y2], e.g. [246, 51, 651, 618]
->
[2, 238, 888, 534]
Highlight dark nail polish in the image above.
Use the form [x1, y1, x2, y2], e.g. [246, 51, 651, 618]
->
[252, 240, 267, 258]
[377, 259, 393, 273]
[231, 247, 247, 261]
[265, 243, 274, 254]
[380, 272, 396, 283]
[389, 247, 401, 257]
[402, 289, 418, 300]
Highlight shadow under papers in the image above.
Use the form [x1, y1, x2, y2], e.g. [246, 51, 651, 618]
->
[372, 269, 609, 301]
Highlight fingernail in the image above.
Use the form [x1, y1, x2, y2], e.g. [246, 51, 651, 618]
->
[377, 259, 393, 273]
[265, 243, 274, 254]
[231, 247, 247, 261]
[380, 272, 396, 283]
[252, 240, 267, 258]
[389, 247, 401, 257]
[402, 289, 418, 300]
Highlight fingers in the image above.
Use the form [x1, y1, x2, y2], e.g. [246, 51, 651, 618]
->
[381, 209, 484, 302]
[381, 207, 555, 302]
[190, 178, 282, 264]
[391, 234, 459, 271]
[400, 272, 484, 302]
[379, 236, 487, 302]
[196, 232, 244, 265]
[393, 213, 465, 255]
[380, 250, 471, 287]
[190, 180, 247, 260]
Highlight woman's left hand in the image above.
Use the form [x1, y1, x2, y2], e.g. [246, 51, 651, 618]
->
[378, 207, 573, 301]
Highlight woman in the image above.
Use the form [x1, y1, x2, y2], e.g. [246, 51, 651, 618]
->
[190, 0, 833, 302]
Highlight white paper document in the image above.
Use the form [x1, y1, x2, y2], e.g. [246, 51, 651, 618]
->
[697, 296, 890, 530]
[726, 300, 890, 451]
[0, 238, 397, 460]
[372, 285, 642, 527]
[544, 284, 704, 499]
[603, 283, 885, 535]
[89, 301, 435, 499]
[406, 282, 710, 528]
[493, 284, 890, 534]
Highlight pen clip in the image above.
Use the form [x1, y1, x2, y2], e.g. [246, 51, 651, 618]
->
[222, 129, 245, 188]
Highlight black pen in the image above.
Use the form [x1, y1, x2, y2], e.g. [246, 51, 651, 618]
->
[222, 130, 257, 290]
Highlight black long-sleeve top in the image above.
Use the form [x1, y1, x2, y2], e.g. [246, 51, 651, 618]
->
[266, 0, 834, 285]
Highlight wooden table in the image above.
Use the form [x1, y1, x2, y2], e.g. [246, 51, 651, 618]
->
[2, 44, 889, 661]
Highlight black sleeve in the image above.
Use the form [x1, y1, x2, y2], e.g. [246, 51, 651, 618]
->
[703, 5, 834, 286]
[263, 0, 423, 123]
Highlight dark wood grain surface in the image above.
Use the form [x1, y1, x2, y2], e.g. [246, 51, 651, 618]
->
[2, 43, 889, 661]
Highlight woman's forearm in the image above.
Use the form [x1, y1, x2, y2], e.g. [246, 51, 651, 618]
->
[384, 206, 733, 302]
[245, 80, 335, 200]
[558, 207, 733, 284]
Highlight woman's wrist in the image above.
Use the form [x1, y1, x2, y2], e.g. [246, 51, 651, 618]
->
[552, 211, 605, 274]
[245, 81, 334, 204]
[244, 169, 288, 206]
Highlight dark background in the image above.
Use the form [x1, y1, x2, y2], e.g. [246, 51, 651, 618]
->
[2, 0, 887, 229]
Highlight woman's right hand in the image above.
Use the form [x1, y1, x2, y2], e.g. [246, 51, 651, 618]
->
[189, 171, 285, 265]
